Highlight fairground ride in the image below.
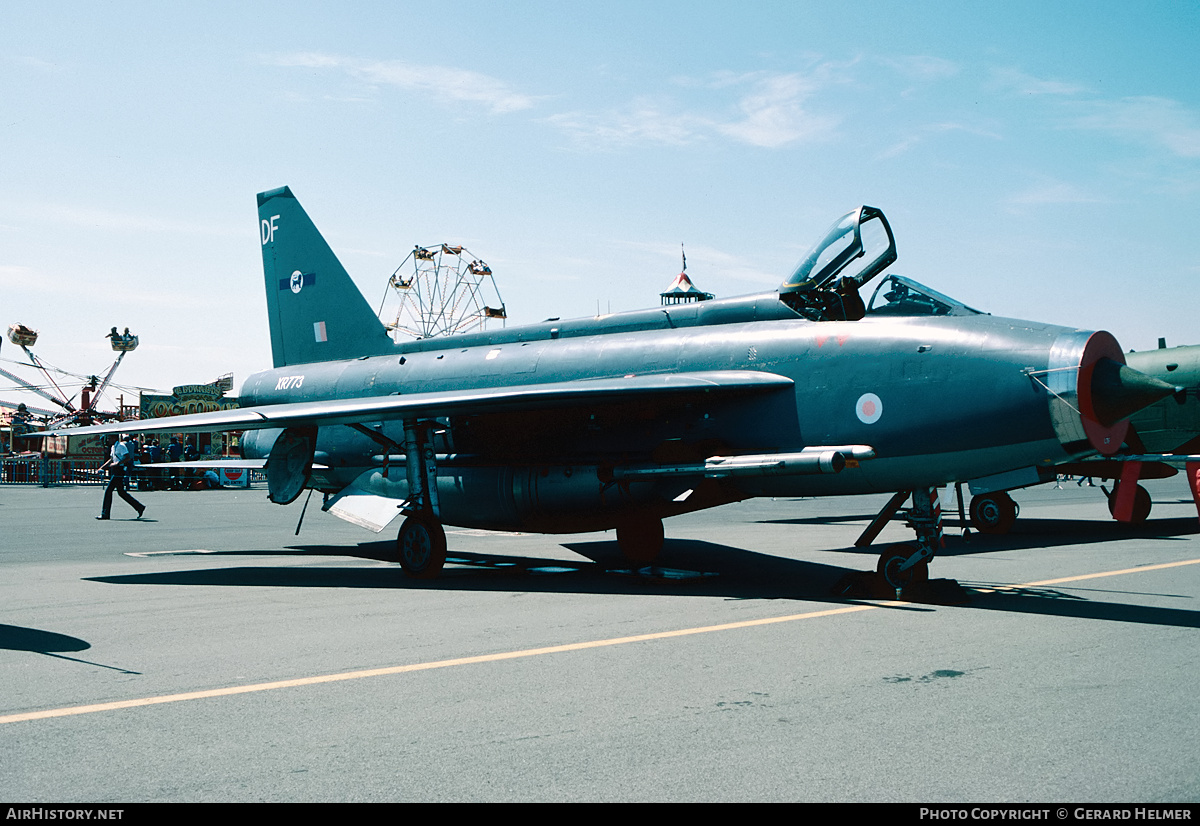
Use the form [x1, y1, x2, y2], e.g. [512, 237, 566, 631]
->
[0, 323, 142, 428]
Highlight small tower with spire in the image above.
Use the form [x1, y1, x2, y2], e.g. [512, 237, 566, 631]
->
[660, 245, 714, 306]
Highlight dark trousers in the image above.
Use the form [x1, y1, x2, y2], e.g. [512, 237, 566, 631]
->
[102, 466, 143, 517]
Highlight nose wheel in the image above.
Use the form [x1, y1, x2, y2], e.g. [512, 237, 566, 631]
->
[859, 487, 943, 596]
[877, 543, 931, 590]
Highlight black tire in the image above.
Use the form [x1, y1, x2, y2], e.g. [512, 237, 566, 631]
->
[397, 515, 447, 579]
[1108, 483, 1152, 525]
[877, 543, 930, 590]
[616, 516, 665, 565]
[969, 492, 1017, 535]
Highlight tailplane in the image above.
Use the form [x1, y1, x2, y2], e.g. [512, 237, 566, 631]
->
[258, 186, 394, 367]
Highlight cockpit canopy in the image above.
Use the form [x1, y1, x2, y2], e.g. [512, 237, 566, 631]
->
[779, 206, 896, 320]
[866, 274, 983, 317]
[777, 205, 983, 321]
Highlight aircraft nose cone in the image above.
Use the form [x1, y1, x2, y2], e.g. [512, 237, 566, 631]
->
[1088, 358, 1180, 427]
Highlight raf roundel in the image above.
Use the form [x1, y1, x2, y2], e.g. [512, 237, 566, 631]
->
[856, 392, 883, 424]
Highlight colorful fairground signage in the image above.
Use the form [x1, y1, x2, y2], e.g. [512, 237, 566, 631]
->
[140, 378, 239, 419]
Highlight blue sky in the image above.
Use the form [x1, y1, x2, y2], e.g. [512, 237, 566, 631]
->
[2, 1, 1198, 407]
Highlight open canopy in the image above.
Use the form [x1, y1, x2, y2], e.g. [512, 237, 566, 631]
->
[781, 206, 897, 298]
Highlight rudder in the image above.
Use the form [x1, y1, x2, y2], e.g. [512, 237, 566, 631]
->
[258, 186, 394, 367]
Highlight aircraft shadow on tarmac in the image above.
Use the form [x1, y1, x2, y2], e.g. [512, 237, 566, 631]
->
[86, 539, 851, 602]
[790, 515, 1200, 559]
[936, 515, 1200, 556]
[760, 511, 891, 527]
[82, 534, 1200, 629]
[0, 623, 140, 673]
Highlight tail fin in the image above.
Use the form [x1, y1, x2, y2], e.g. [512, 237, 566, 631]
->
[258, 186, 394, 367]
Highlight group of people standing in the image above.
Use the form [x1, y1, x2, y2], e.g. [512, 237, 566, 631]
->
[95, 434, 218, 520]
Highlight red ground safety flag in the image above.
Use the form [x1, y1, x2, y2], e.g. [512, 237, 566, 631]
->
[1186, 462, 1200, 523]
[1111, 460, 1144, 523]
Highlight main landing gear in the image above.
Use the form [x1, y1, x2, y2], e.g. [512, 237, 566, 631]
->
[395, 419, 448, 579]
[397, 513, 447, 579]
[965, 479, 1152, 532]
[616, 515, 665, 565]
[968, 491, 1018, 535]
[1105, 481, 1152, 525]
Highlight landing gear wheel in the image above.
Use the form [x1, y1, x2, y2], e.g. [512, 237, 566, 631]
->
[397, 515, 447, 579]
[616, 517, 665, 565]
[969, 492, 1017, 535]
[1108, 483, 1152, 524]
[877, 543, 930, 590]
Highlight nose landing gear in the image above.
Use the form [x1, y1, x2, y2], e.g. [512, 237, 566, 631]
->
[877, 542, 931, 590]
[854, 487, 945, 597]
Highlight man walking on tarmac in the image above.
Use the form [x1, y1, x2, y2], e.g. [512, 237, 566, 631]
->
[96, 434, 145, 520]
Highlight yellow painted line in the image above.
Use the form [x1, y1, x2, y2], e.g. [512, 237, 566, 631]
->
[4, 556, 1198, 726]
[0, 604, 875, 725]
[973, 557, 1200, 593]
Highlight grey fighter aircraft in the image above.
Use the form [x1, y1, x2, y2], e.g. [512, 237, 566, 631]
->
[962, 341, 1200, 532]
[61, 187, 1179, 590]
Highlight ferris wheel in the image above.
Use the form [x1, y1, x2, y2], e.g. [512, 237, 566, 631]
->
[378, 244, 506, 340]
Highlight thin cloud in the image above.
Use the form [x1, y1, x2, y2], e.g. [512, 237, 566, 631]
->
[989, 66, 1200, 160]
[548, 99, 707, 148]
[1072, 96, 1200, 159]
[715, 73, 840, 148]
[4, 203, 238, 236]
[1007, 181, 1108, 206]
[0, 264, 130, 305]
[879, 55, 959, 82]
[0, 265, 43, 290]
[5, 54, 63, 73]
[877, 122, 1002, 159]
[549, 70, 840, 150]
[619, 240, 782, 288]
[991, 67, 1087, 96]
[265, 51, 539, 114]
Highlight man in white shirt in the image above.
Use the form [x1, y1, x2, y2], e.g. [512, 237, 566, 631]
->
[97, 435, 145, 520]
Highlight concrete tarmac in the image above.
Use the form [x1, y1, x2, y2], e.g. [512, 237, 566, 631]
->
[1, 478, 1198, 802]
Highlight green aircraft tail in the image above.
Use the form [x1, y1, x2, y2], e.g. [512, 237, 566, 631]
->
[257, 186, 395, 368]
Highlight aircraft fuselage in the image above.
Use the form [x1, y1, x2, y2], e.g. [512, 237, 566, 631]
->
[239, 297, 1092, 533]
[55, 190, 1179, 580]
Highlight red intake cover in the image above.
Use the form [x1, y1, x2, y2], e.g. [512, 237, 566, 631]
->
[1077, 331, 1129, 456]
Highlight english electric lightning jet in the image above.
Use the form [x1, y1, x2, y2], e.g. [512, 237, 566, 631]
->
[61, 187, 1179, 591]
[961, 342, 1200, 532]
